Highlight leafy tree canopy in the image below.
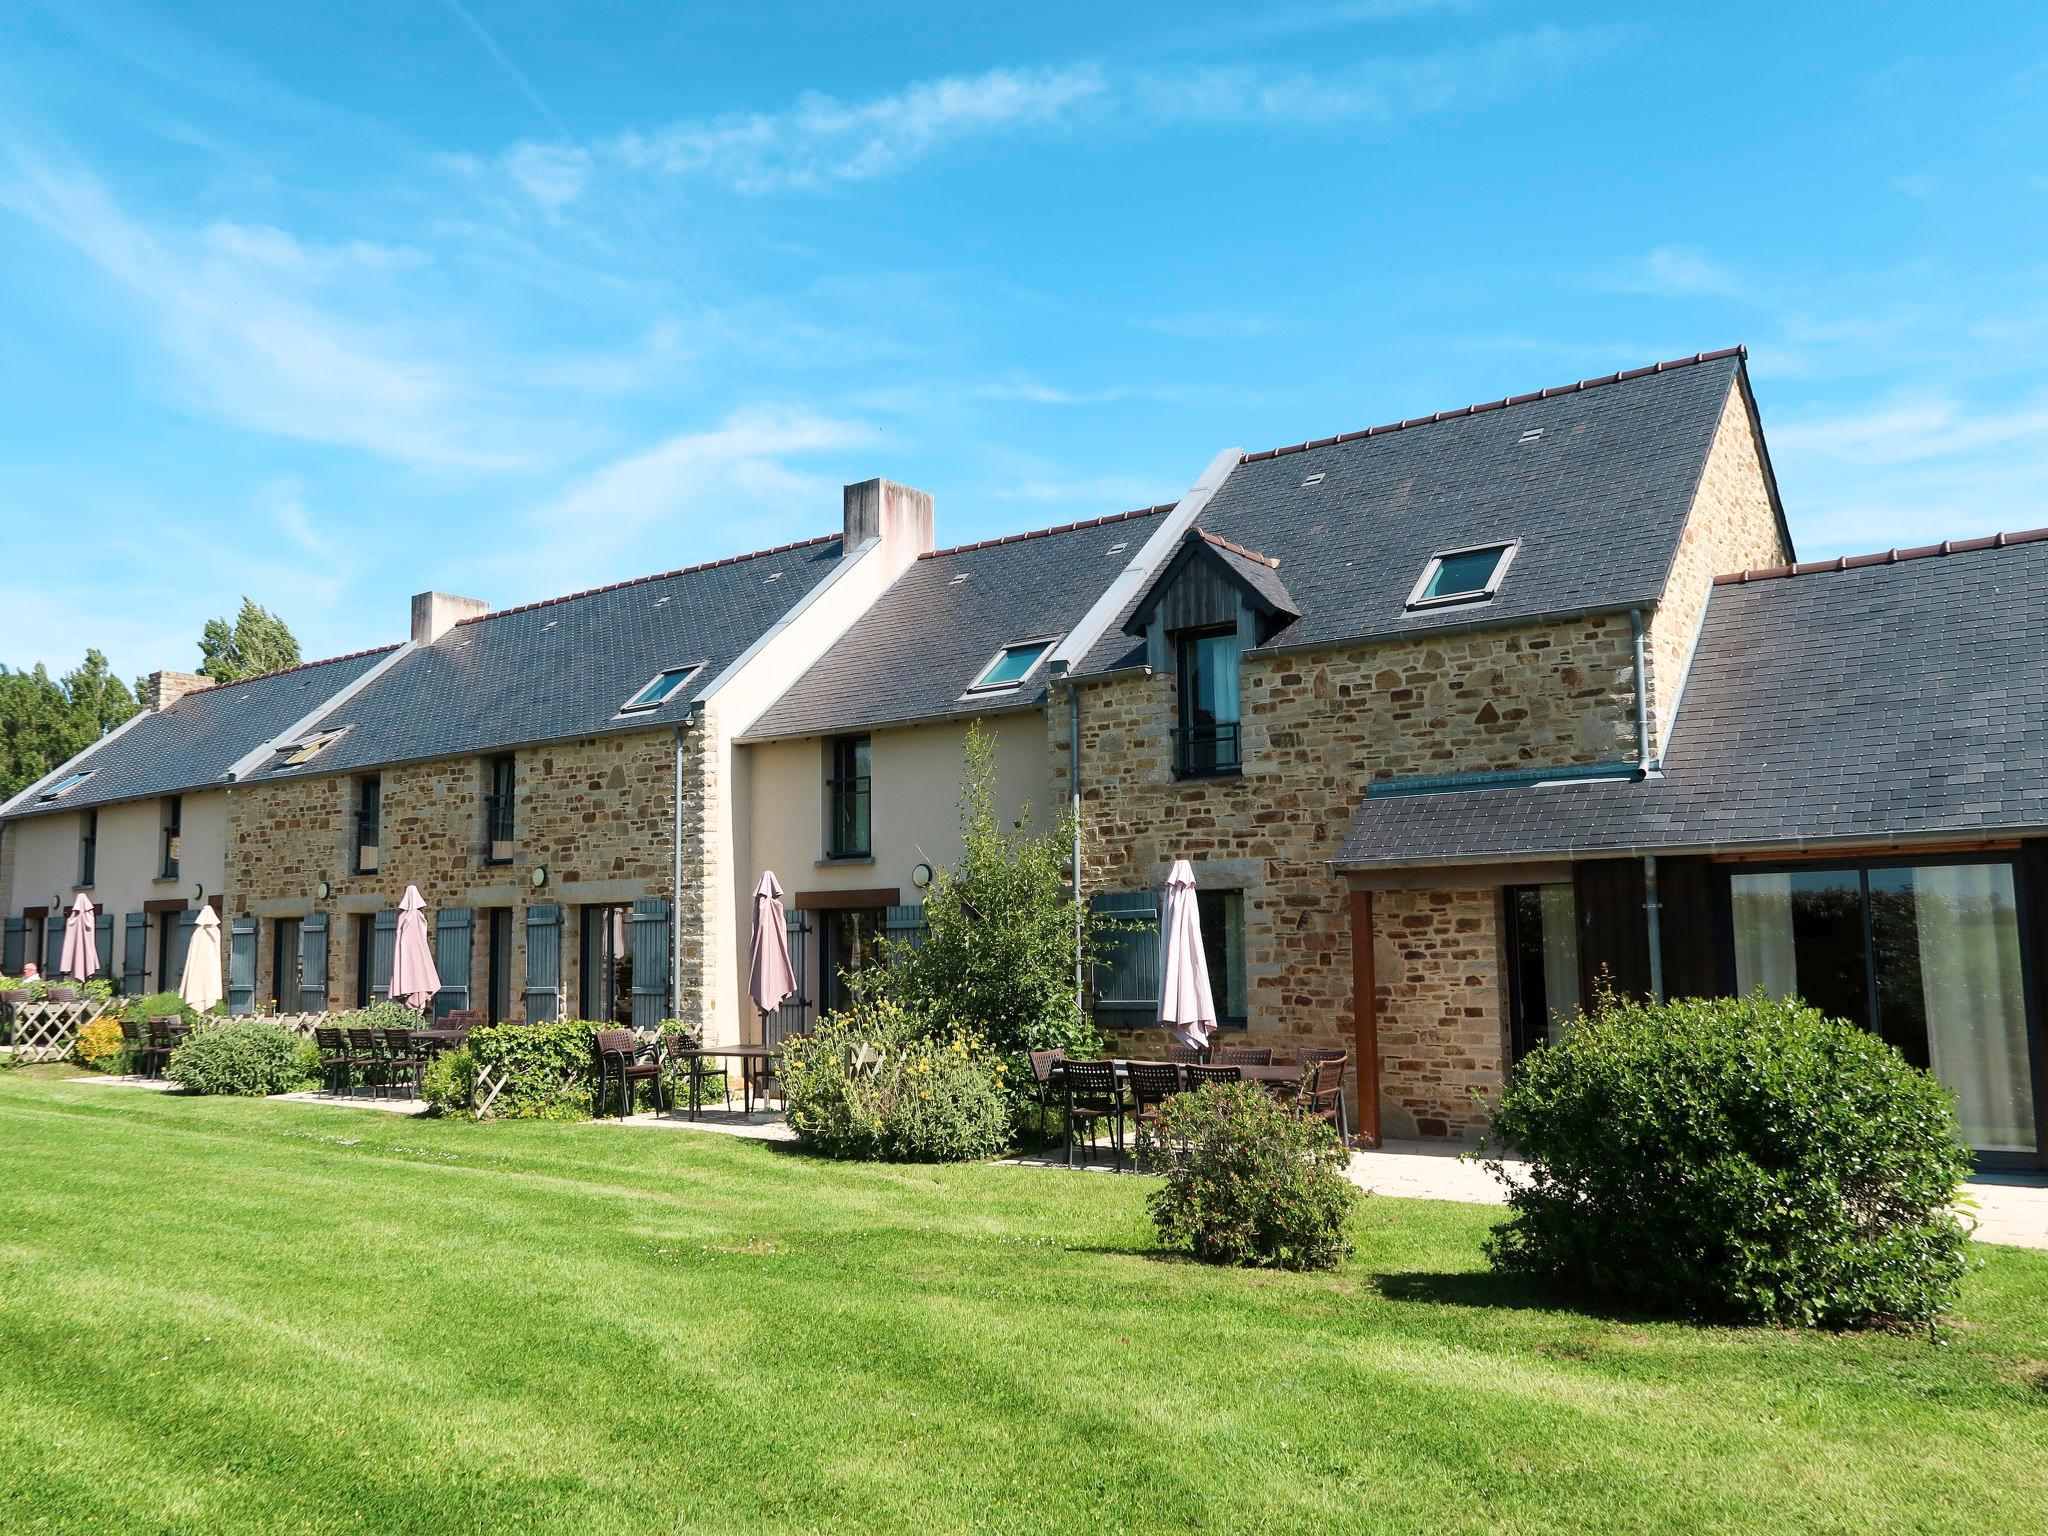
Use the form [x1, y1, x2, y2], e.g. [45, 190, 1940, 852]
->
[0, 652, 140, 802]
[198, 598, 301, 683]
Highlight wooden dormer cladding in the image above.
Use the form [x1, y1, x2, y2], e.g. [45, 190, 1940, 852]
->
[1123, 528, 1299, 671]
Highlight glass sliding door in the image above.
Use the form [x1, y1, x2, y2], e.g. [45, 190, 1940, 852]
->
[1506, 884, 1581, 1059]
[579, 904, 635, 1026]
[1730, 858, 2039, 1155]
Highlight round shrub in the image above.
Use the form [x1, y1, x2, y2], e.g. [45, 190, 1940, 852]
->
[781, 1001, 1011, 1163]
[166, 1020, 319, 1097]
[1485, 993, 1973, 1328]
[1142, 1081, 1358, 1271]
[120, 991, 199, 1028]
[75, 1017, 127, 1071]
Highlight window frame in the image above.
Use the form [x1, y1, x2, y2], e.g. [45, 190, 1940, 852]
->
[616, 663, 705, 717]
[965, 636, 1057, 695]
[483, 754, 517, 863]
[825, 734, 873, 860]
[1195, 886, 1249, 1030]
[353, 775, 381, 875]
[1404, 540, 1519, 610]
[36, 769, 94, 802]
[159, 795, 183, 880]
[79, 808, 98, 888]
[1172, 626, 1244, 779]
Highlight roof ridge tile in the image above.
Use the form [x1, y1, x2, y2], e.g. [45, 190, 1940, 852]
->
[195, 643, 404, 697]
[918, 504, 1174, 561]
[460, 533, 842, 627]
[1717, 525, 2048, 585]
[1192, 527, 1280, 568]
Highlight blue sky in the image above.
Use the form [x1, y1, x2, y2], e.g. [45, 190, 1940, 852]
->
[2, 1, 2045, 681]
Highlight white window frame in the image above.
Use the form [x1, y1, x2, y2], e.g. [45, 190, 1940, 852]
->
[274, 727, 350, 770]
[616, 663, 705, 717]
[1405, 540, 1519, 610]
[37, 769, 94, 802]
[964, 636, 1058, 695]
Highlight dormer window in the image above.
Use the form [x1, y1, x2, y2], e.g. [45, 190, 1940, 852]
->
[1407, 542, 1517, 609]
[967, 638, 1054, 693]
[37, 770, 94, 802]
[618, 664, 703, 715]
[1175, 629, 1242, 778]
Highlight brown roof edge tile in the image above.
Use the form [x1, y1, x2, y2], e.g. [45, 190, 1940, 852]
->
[1239, 346, 1748, 464]
[1716, 525, 2048, 586]
[918, 503, 1175, 561]
[193, 643, 405, 697]
[461, 533, 842, 626]
[1192, 527, 1280, 568]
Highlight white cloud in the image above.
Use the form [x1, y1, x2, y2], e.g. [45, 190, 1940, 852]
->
[1136, 311, 1286, 341]
[201, 222, 430, 274]
[1605, 244, 1749, 300]
[502, 140, 592, 217]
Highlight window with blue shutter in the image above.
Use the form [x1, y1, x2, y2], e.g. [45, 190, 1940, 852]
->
[44, 918, 65, 978]
[121, 913, 147, 995]
[171, 910, 198, 994]
[628, 898, 672, 1029]
[1089, 891, 1161, 1023]
[433, 908, 473, 1018]
[370, 910, 397, 1002]
[93, 911, 113, 980]
[298, 914, 329, 1013]
[228, 917, 258, 1015]
[883, 903, 927, 964]
[3, 916, 25, 975]
[523, 904, 561, 1022]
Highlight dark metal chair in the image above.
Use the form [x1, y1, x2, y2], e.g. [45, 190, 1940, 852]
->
[381, 1027, 427, 1100]
[314, 1026, 350, 1096]
[1297, 1056, 1346, 1136]
[346, 1028, 386, 1098]
[123, 1019, 165, 1078]
[147, 1018, 184, 1078]
[1125, 1060, 1185, 1160]
[1215, 1046, 1272, 1067]
[46, 986, 78, 1003]
[593, 1029, 667, 1119]
[1058, 1058, 1125, 1170]
[1164, 1044, 1207, 1065]
[1298, 1049, 1351, 1142]
[1183, 1062, 1242, 1090]
[1027, 1048, 1066, 1117]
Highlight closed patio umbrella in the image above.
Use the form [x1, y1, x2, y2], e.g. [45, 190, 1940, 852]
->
[749, 871, 796, 1021]
[1157, 859, 1216, 1051]
[178, 906, 223, 1012]
[59, 891, 98, 982]
[390, 885, 442, 1013]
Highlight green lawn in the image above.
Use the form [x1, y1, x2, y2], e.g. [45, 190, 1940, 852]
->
[1, 1072, 2044, 1535]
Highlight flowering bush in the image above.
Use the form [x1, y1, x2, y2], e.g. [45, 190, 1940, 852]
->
[75, 1017, 127, 1071]
[1143, 1082, 1358, 1271]
[780, 1000, 1011, 1162]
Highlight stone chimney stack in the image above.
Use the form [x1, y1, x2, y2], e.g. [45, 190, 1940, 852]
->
[410, 591, 491, 646]
[147, 670, 214, 712]
[842, 478, 936, 581]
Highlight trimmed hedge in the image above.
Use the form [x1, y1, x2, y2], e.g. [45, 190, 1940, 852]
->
[166, 1020, 320, 1097]
[1485, 992, 1974, 1328]
[780, 1001, 1012, 1162]
[463, 1022, 597, 1120]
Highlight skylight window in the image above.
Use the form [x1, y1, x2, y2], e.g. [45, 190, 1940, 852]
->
[1407, 542, 1517, 609]
[36, 770, 94, 802]
[618, 664, 703, 715]
[276, 728, 347, 768]
[967, 639, 1055, 693]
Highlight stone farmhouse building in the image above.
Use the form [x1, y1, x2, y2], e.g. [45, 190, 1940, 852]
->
[5, 347, 2043, 1167]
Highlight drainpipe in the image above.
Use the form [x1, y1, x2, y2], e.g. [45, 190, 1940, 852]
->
[1628, 607, 1653, 775]
[1644, 854, 1665, 1002]
[1060, 667, 1084, 1020]
[672, 723, 685, 1027]
[1627, 611, 1665, 1000]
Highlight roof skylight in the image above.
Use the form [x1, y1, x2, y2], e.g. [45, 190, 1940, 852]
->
[1406, 542, 1518, 610]
[617, 664, 704, 715]
[276, 728, 347, 768]
[967, 638, 1055, 693]
[36, 769, 95, 802]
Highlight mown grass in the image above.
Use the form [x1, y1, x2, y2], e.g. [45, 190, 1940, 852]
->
[0, 1069, 2044, 1535]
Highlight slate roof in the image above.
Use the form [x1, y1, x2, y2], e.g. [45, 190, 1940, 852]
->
[745, 507, 1172, 741]
[0, 648, 396, 820]
[1335, 531, 2048, 867]
[255, 535, 847, 779]
[1075, 349, 1767, 676]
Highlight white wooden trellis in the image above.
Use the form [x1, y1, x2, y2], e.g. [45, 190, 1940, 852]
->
[8, 999, 115, 1064]
[470, 1063, 584, 1120]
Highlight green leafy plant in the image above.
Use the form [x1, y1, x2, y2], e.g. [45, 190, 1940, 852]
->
[165, 1019, 320, 1097]
[658, 1021, 726, 1105]
[1484, 991, 1973, 1328]
[421, 1046, 476, 1114]
[120, 991, 199, 1028]
[463, 1021, 597, 1120]
[780, 999, 1012, 1163]
[1142, 1081, 1359, 1271]
[330, 1001, 433, 1034]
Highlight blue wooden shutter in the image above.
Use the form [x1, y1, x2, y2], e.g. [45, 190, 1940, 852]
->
[1089, 891, 1161, 1019]
[298, 914, 329, 1013]
[228, 917, 258, 1015]
[883, 903, 927, 964]
[94, 911, 113, 978]
[170, 910, 198, 994]
[3, 916, 25, 975]
[523, 904, 561, 1022]
[370, 910, 397, 1001]
[43, 918, 64, 977]
[121, 913, 147, 994]
[628, 898, 672, 1029]
[433, 908, 473, 1018]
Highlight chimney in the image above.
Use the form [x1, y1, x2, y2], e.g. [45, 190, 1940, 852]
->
[410, 591, 491, 645]
[842, 478, 936, 579]
[147, 670, 214, 712]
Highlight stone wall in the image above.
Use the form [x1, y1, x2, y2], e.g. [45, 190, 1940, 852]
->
[1645, 384, 1791, 750]
[227, 727, 708, 1020]
[1060, 613, 1637, 1136]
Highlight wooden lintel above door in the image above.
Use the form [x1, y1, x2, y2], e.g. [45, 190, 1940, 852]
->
[793, 888, 900, 912]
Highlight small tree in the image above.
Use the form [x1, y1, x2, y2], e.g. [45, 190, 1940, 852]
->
[865, 724, 1107, 1062]
[199, 598, 302, 683]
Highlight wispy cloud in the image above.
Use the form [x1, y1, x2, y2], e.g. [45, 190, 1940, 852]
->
[599, 28, 1623, 195]
[1136, 311, 1287, 341]
[1602, 244, 1750, 301]
[502, 140, 593, 217]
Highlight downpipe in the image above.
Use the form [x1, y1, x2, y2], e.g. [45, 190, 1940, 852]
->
[1629, 610, 1665, 1000]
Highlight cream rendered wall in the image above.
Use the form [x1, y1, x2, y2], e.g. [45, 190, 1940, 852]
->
[5, 790, 226, 984]
[734, 712, 1053, 1033]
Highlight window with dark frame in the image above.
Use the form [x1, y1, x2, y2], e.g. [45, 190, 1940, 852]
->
[1174, 628, 1243, 777]
[79, 808, 98, 887]
[617, 665, 701, 715]
[272, 916, 301, 1009]
[1407, 542, 1516, 609]
[484, 755, 516, 862]
[354, 776, 381, 874]
[159, 795, 182, 879]
[826, 735, 872, 859]
[1195, 888, 1248, 1028]
[579, 903, 636, 1025]
[1504, 884, 1581, 1062]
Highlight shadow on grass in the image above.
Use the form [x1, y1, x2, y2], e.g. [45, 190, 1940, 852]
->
[1371, 1268, 1665, 1323]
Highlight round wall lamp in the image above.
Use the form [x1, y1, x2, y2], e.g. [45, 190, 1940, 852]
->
[910, 861, 934, 890]
[530, 866, 549, 888]
[315, 881, 331, 900]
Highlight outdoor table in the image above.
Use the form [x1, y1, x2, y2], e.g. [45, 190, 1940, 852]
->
[410, 1027, 469, 1053]
[1048, 1058, 1302, 1092]
[667, 1044, 779, 1119]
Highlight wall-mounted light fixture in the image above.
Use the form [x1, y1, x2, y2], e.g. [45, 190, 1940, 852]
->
[910, 862, 934, 890]
[315, 881, 331, 900]
[530, 866, 549, 888]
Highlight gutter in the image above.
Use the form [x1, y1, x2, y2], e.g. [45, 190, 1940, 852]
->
[673, 723, 687, 1023]
[1056, 663, 1084, 1019]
